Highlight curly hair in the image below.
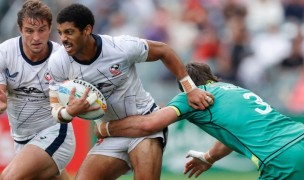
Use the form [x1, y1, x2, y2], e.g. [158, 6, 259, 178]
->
[57, 3, 95, 32]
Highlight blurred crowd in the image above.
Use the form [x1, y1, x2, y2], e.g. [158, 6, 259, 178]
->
[0, 0, 303, 115]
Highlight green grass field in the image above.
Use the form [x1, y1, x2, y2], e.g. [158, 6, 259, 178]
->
[118, 170, 259, 180]
[1, 170, 258, 179]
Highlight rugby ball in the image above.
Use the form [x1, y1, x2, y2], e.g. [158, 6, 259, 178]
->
[58, 79, 107, 120]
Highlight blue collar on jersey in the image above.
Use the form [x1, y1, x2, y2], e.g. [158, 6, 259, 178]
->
[72, 34, 102, 65]
[19, 37, 53, 66]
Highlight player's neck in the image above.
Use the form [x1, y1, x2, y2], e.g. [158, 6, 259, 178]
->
[74, 36, 97, 62]
[23, 44, 49, 62]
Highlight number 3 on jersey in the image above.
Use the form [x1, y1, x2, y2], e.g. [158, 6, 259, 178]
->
[243, 93, 272, 115]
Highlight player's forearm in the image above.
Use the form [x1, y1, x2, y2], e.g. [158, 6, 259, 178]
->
[100, 107, 177, 137]
[102, 116, 158, 137]
[206, 141, 233, 164]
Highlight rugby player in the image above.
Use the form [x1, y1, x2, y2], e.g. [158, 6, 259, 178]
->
[98, 62, 304, 180]
[0, 1, 75, 179]
[48, 3, 213, 180]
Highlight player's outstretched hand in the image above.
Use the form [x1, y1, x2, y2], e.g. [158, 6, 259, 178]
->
[187, 88, 214, 110]
[184, 150, 213, 178]
[0, 89, 7, 114]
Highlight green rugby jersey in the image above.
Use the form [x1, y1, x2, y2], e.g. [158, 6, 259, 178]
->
[167, 82, 304, 170]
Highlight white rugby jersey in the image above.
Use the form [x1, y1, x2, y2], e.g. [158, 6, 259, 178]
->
[0, 37, 61, 141]
[48, 34, 155, 121]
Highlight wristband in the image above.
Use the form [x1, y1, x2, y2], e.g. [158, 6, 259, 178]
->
[106, 122, 111, 136]
[60, 108, 74, 121]
[179, 75, 197, 93]
[51, 105, 64, 123]
[186, 150, 212, 165]
[95, 120, 102, 135]
[206, 150, 214, 162]
[97, 121, 110, 137]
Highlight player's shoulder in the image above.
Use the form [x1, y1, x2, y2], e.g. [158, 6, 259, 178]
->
[0, 37, 21, 61]
[48, 45, 70, 69]
[50, 45, 68, 60]
[49, 40, 61, 52]
[100, 34, 138, 40]
[0, 36, 19, 51]
[170, 91, 187, 103]
[100, 34, 142, 47]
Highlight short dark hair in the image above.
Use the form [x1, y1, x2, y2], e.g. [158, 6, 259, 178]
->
[178, 62, 219, 92]
[57, 3, 95, 32]
[17, 0, 52, 28]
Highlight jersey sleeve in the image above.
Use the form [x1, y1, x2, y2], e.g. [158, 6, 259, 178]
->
[119, 35, 149, 64]
[0, 47, 7, 73]
[48, 47, 69, 91]
[0, 44, 8, 85]
[167, 92, 194, 118]
[0, 72, 6, 85]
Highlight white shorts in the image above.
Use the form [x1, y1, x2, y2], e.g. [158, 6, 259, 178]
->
[14, 123, 76, 174]
[88, 130, 167, 169]
[89, 103, 168, 169]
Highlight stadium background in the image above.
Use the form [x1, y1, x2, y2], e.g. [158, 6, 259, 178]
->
[0, 0, 304, 179]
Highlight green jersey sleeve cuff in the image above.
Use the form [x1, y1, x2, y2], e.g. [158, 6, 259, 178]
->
[168, 106, 181, 116]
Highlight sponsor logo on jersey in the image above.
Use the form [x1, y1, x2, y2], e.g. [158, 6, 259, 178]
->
[5, 68, 18, 78]
[44, 72, 52, 82]
[95, 82, 116, 99]
[14, 87, 43, 94]
[109, 64, 121, 76]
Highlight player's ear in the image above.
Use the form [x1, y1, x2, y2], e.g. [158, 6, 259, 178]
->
[84, 25, 92, 36]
